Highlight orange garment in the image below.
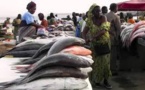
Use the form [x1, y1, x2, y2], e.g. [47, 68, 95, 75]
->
[127, 18, 135, 24]
[41, 19, 48, 28]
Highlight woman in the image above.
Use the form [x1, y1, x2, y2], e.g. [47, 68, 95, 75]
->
[12, 14, 21, 39]
[18, 1, 44, 43]
[82, 4, 112, 89]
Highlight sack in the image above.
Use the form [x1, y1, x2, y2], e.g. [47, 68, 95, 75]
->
[94, 43, 110, 55]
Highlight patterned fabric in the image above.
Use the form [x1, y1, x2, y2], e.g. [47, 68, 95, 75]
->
[18, 26, 36, 43]
[86, 4, 111, 84]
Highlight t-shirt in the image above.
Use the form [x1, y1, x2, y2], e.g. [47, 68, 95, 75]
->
[22, 12, 35, 25]
[127, 19, 135, 24]
[41, 19, 48, 28]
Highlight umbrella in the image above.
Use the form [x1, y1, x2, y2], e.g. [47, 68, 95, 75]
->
[118, 0, 145, 11]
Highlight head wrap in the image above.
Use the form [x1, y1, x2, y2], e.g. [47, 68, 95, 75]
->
[86, 4, 98, 27]
[26, 1, 36, 10]
[88, 4, 99, 20]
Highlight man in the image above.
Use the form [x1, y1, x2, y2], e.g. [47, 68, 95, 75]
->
[72, 12, 77, 27]
[38, 13, 49, 37]
[106, 3, 121, 75]
[38, 13, 48, 28]
[101, 6, 108, 15]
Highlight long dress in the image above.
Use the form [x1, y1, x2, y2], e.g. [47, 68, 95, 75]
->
[86, 19, 112, 84]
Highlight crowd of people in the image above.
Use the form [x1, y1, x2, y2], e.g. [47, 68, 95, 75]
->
[2, 1, 144, 89]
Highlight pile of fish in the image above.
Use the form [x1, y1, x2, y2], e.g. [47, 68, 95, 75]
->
[0, 37, 94, 90]
[0, 42, 44, 58]
[121, 21, 145, 47]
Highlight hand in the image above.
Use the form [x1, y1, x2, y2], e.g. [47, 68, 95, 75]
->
[86, 39, 90, 43]
[40, 25, 44, 28]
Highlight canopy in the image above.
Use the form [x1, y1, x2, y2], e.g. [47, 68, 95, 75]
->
[118, 0, 145, 11]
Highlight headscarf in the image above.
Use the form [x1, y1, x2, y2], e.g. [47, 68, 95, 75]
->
[26, 1, 36, 10]
[86, 4, 111, 44]
[88, 4, 97, 20]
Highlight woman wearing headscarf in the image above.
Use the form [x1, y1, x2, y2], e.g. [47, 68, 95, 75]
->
[82, 4, 112, 89]
[18, 1, 44, 43]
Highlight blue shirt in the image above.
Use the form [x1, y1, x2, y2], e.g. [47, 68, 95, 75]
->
[22, 12, 35, 25]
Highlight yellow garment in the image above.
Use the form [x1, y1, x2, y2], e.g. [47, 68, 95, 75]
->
[86, 4, 111, 84]
[15, 19, 21, 25]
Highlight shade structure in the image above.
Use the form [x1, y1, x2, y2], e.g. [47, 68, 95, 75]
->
[118, 0, 145, 11]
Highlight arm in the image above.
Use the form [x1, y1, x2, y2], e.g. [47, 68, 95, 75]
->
[114, 15, 121, 36]
[82, 26, 89, 41]
[29, 23, 44, 28]
[25, 13, 44, 28]
[92, 30, 106, 41]
[81, 21, 86, 32]
[91, 15, 107, 40]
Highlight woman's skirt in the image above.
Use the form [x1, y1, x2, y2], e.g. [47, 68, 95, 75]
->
[18, 26, 36, 43]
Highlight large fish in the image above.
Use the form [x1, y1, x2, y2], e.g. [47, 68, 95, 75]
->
[17, 41, 55, 65]
[15, 39, 52, 47]
[5, 50, 38, 57]
[4, 78, 88, 90]
[20, 66, 88, 84]
[18, 57, 42, 65]
[31, 41, 55, 59]
[24, 53, 91, 80]
[9, 44, 44, 51]
[47, 37, 85, 56]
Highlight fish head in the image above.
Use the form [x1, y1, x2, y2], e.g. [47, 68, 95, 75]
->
[74, 37, 86, 45]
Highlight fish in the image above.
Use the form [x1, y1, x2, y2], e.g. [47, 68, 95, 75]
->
[129, 21, 145, 42]
[31, 41, 55, 59]
[60, 45, 92, 56]
[20, 66, 88, 84]
[17, 57, 42, 65]
[17, 41, 55, 65]
[5, 50, 38, 57]
[4, 78, 88, 90]
[22, 53, 91, 82]
[77, 55, 94, 65]
[8, 44, 44, 52]
[15, 39, 50, 47]
[47, 37, 85, 56]
[132, 28, 145, 38]
[130, 32, 145, 45]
